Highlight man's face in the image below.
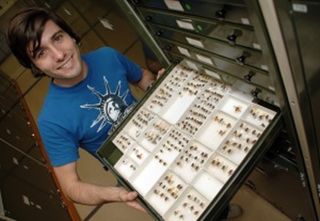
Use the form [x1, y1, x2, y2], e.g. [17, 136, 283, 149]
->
[28, 20, 85, 86]
[106, 101, 121, 122]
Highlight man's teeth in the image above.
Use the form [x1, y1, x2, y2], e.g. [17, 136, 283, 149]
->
[60, 59, 71, 69]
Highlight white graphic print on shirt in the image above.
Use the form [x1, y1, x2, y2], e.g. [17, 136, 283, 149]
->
[80, 76, 129, 132]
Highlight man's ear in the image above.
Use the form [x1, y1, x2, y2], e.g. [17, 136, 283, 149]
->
[73, 38, 81, 46]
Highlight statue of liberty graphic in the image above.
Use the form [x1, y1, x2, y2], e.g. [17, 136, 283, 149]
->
[80, 76, 129, 132]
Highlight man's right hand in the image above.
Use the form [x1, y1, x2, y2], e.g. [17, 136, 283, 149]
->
[54, 162, 146, 212]
[117, 187, 146, 212]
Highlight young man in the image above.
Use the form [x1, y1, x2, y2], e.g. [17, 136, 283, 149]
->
[7, 6, 242, 220]
[7, 7, 158, 210]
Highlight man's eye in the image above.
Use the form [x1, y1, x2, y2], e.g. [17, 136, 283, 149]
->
[55, 34, 63, 41]
[36, 49, 46, 58]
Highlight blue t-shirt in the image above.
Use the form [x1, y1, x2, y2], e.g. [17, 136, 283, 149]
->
[38, 47, 142, 166]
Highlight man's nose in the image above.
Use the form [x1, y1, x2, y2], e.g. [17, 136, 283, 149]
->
[51, 46, 65, 61]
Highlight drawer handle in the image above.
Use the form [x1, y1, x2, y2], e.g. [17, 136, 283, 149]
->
[251, 87, 262, 98]
[173, 58, 181, 64]
[145, 15, 152, 21]
[236, 51, 251, 65]
[156, 30, 163, 36]
[227, 29, 242, 45]
[244, 71, 255, 82]
[215, 8, 226, 20]
[273, 163, 289, 172]
[165, 44, 173, 51]
[244, 180, 256, 190]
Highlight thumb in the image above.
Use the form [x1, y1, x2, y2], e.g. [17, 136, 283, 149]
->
[126, 191, 138, 201]
[157, 68, 165, 79]
[119, 190, 138, 201]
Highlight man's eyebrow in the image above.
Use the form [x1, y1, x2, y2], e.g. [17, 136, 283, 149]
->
[51, 30, 64, 40]
[30, 30, 64, 58]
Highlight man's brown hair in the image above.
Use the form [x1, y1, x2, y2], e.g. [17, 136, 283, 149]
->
[7, 7, 80, 77]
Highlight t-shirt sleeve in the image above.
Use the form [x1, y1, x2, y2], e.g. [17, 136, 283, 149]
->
[111, 48, 143, 83]
[38, 120, 79, 167]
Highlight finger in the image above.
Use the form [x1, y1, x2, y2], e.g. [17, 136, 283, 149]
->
[120, 190, 138, 201]
[157, 68, 165, 79]
[126, 191, 138, 200]
[126, 201, 146, 212]
[158, 68, 165, 75]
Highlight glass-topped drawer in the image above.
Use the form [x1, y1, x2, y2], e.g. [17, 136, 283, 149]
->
[132, 0, 251, 26]
[156, 40, 272, 91]
[148, 24, 267, 71]
[97, 62, 281, 221]
[139, 7, 260, 50]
